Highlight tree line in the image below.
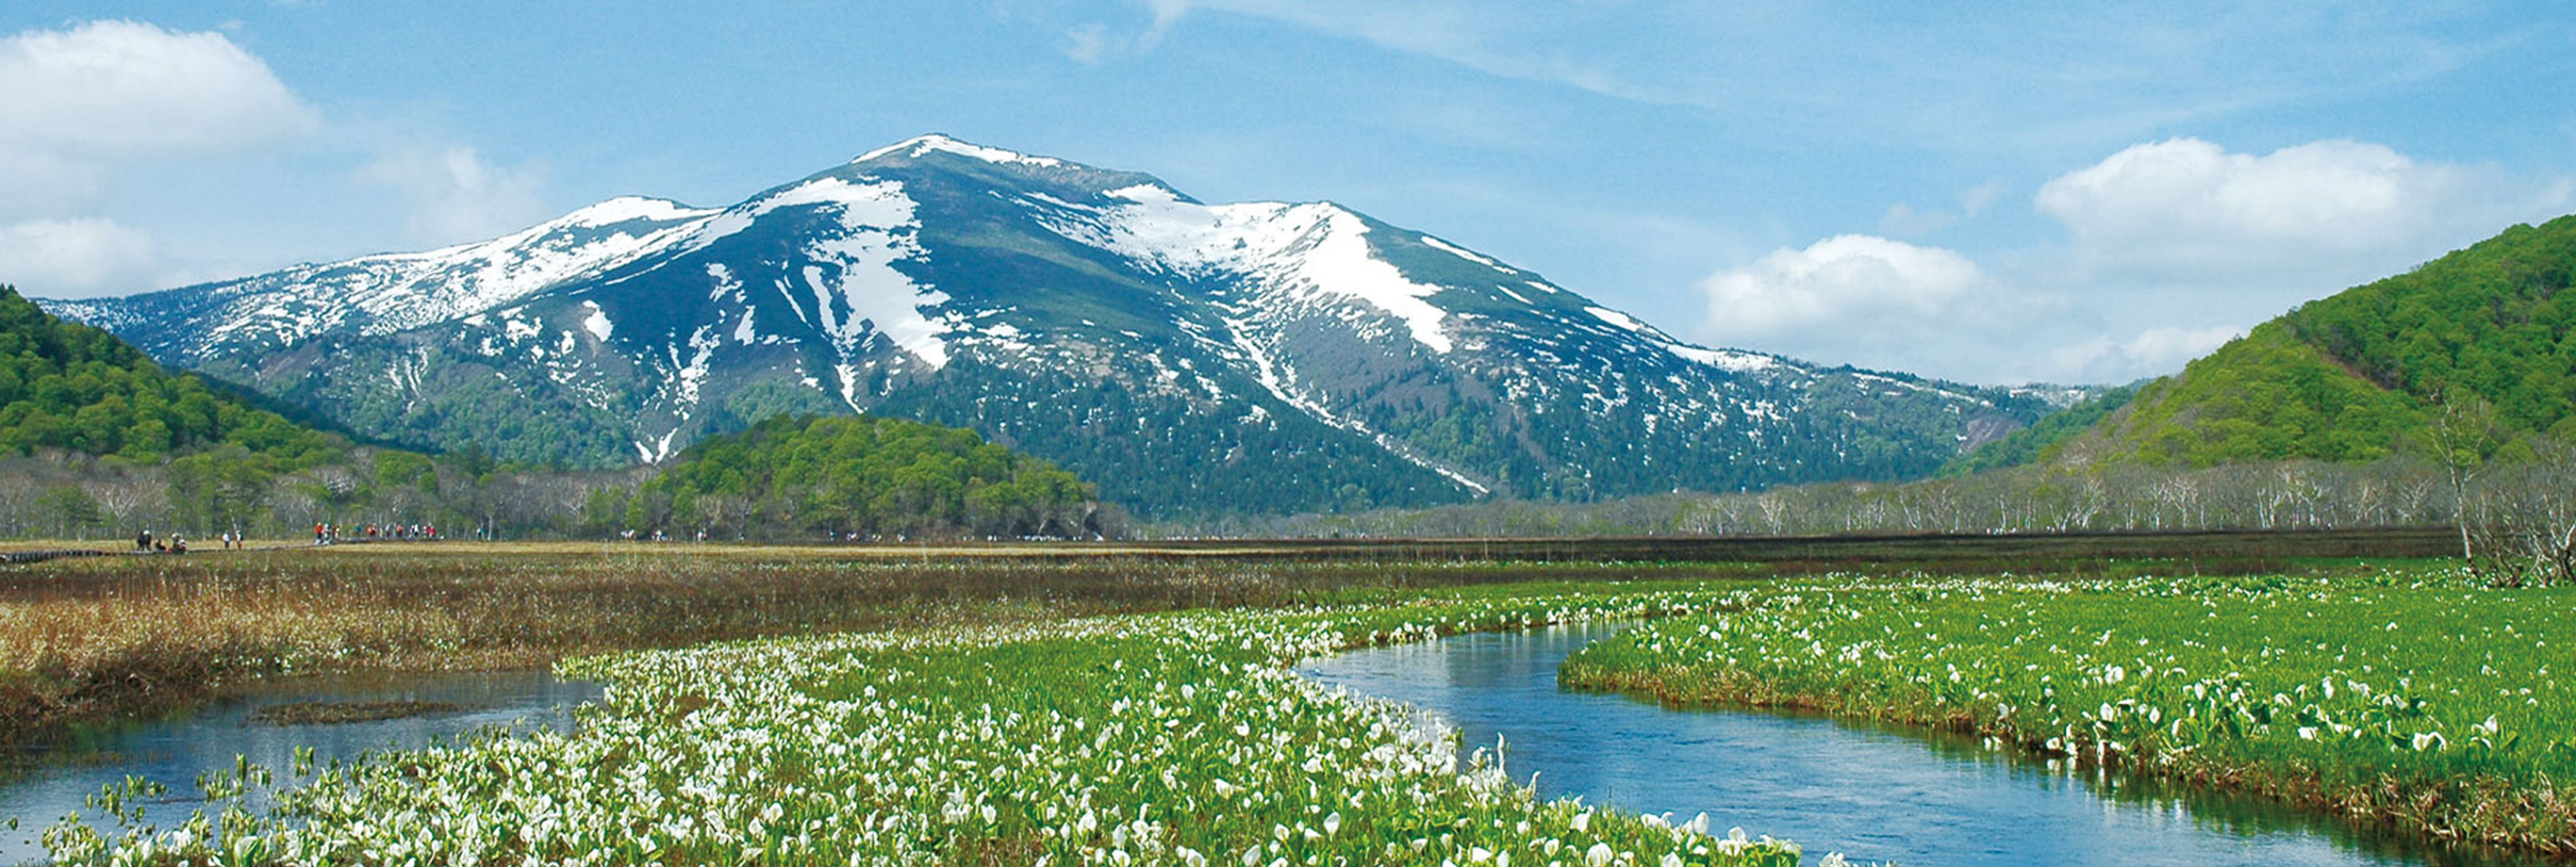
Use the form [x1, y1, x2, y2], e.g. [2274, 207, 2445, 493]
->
[582, 414, 1115, 541]
[1231, 417, 2576, 588]
[0, 423, 1119, 545]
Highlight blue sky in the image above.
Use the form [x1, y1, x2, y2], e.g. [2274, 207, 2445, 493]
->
[2, 1, 2571, 384]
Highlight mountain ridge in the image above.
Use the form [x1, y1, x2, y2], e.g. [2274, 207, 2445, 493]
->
[42, 134, 2056, 517]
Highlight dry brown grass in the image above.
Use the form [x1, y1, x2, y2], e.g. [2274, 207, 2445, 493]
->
[0, 545, 1669, 743]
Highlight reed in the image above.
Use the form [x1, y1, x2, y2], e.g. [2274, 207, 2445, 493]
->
[0, 545, 1715, 743]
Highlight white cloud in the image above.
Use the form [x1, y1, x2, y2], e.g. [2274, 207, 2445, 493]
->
[1688, 231, 2257, 385]
[355, 145, 549, 247]
[2040, 325, 2245, 385]
[1701, 235, 1986, 337]
[0, 20, 561, 295]
[1063, 23, 1116, 64]
[0, 20, 318, 212]
[1696, 235, 2025, 376]
[1119, 3, 2508, 155]
[1704, 136, 2576, 385]
[1131, 1, 1615, 98]
[1875, 203, 1953, 237]
[0, 218, 165, 298]
[1879, 181, 2008, 237]
[1957, 181, 2004, 217]
[2036, 138, 2571, 284]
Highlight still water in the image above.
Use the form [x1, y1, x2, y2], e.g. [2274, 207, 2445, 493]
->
[0, 669, 600, 865]
[1302, 623, 2535, 867]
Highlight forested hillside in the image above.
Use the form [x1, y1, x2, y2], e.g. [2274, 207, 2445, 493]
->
[1961, 214, 2576, 471]
[2084, 323, 2432, 466]
[2281, 216, 2576, 435]
[0, 286, 347, 467]
[0, 285, 389, 537]
[594, 414, 1112, 540]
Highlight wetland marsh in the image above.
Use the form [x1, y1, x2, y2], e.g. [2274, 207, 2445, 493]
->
[1, 542, 2560, 864]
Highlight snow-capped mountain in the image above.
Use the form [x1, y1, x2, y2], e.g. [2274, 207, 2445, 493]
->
[42, 135, 2055, 517]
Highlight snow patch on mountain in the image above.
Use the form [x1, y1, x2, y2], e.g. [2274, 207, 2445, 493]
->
[581, 301, 612, 341]
[37, 299, 127, 330]
[1666, 343, 1780, 373]
[1585, 305, 1665, 338]
[634, 426, 684, 464]
[1219, 315, 1488, 494]
[352, 196, 717, 334]
[563, 196, 708, 226]
[855, 134, 1065, 169]
[703, 262, 741, 302]
[693, 176, 954, 368]
[502, 312, 540, 343]
[1419, 235, 1496, 268]
[681, 176, 904, 254]
[669, 324, 719, 409]
[1044, 184, 1455, 353]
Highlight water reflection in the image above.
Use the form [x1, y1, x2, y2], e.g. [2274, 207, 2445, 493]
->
[0, 669, 599, 866]
[1303, 623, 2535, 867]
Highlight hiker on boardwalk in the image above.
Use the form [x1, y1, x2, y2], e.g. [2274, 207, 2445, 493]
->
[136, 529, 153, 551]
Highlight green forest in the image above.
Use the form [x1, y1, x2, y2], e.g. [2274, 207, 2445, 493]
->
[2092, 322, 2432, 466]
[0, 286, 348, 468]
[593, 414, 1108, 540]
[1953, 214, 2576, 473]
[0, 285, 388, 535]
[2282, 215, 2576, 435]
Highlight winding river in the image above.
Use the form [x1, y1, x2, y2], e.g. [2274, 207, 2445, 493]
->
[0, 625, 2542, 865]
[0, 670, 600, 866]
[1302, 623, 2535, 867]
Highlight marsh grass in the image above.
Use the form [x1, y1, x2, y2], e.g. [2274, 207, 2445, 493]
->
[43, 586, 1810, 867]
[0, 544, 1723, 744]
[1561, 569, 2576, 856]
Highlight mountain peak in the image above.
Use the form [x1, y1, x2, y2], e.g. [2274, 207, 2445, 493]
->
[852, 134, 1065, 170]
[556, 195, 710, 227]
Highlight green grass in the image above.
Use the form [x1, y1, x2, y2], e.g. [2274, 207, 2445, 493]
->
[37, 560, 2566, 864]
[41, 584, 1815, 866]
[1560, 566, 2576, 854]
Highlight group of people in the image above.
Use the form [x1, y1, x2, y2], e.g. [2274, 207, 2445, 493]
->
[132, 529, 186, 553]
[130, 530, 254, 553]
[311, 522, 442, 544]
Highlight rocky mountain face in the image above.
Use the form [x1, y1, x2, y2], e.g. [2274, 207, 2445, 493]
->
[43, 135, 2053, 517]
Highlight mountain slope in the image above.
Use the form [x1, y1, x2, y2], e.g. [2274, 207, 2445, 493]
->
[43, 135, 2051, 517]
[1973, 213, 2576, 470]
[0, 284, 349, 467]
